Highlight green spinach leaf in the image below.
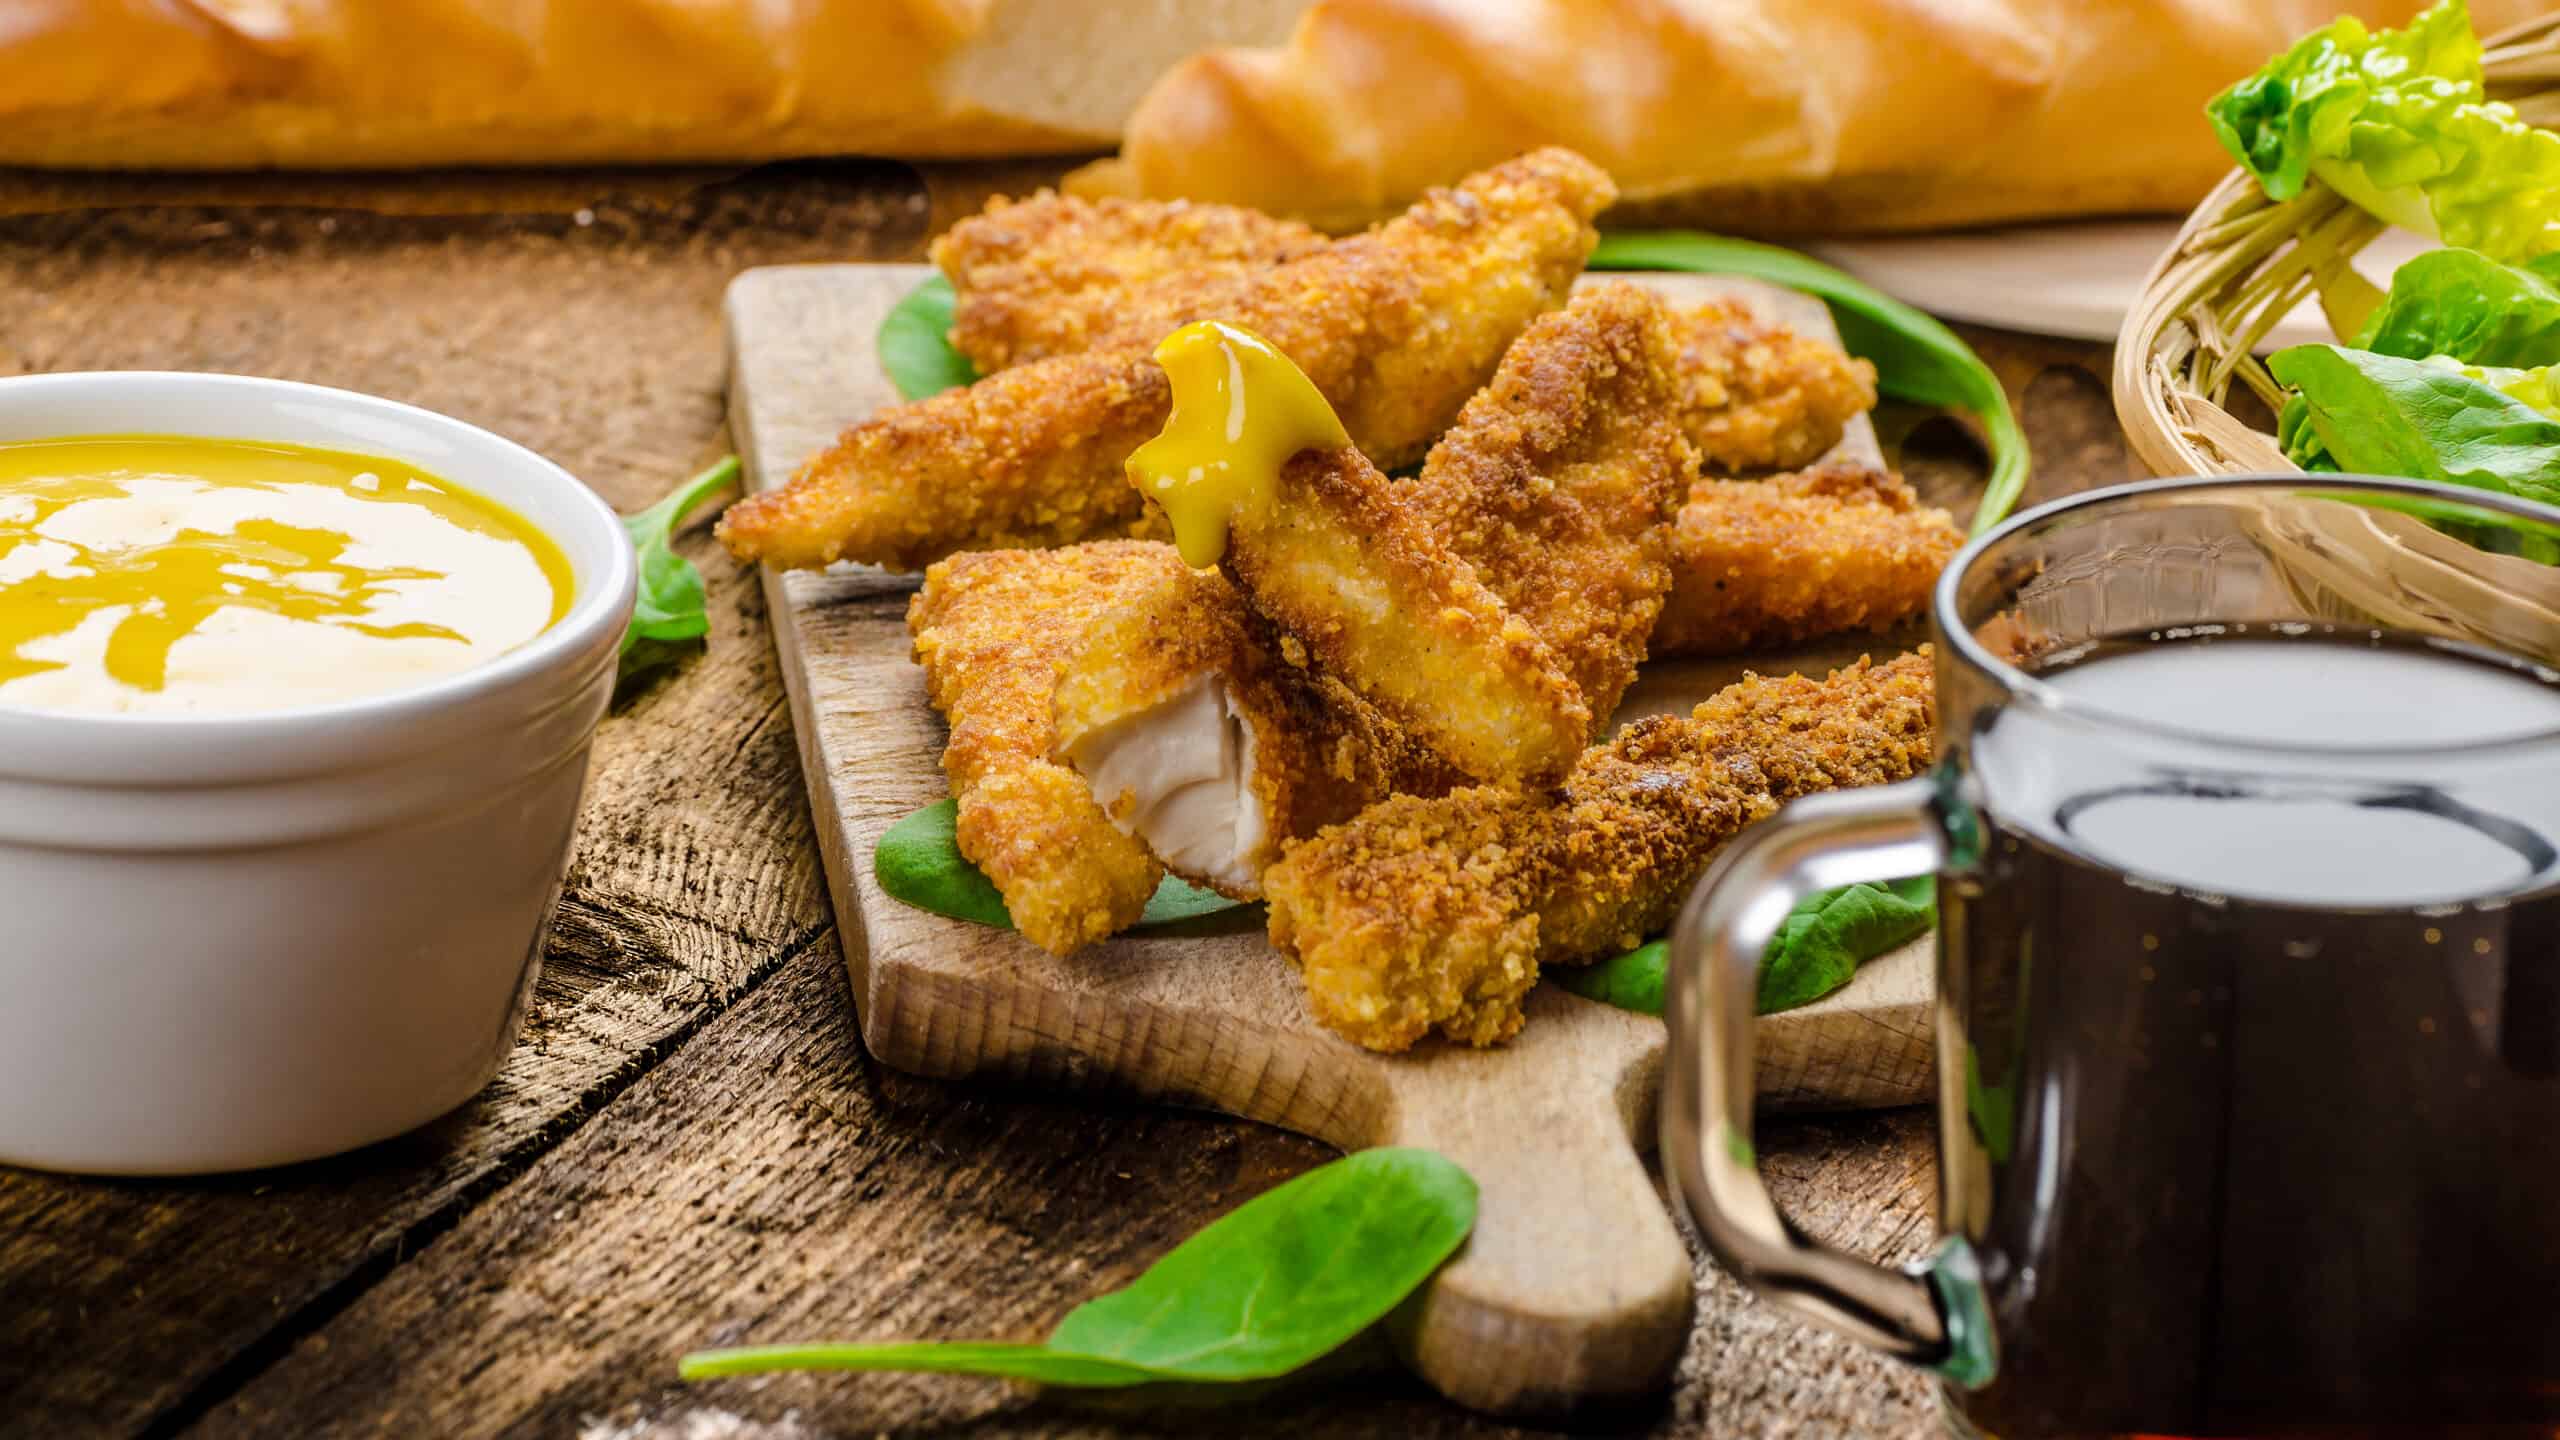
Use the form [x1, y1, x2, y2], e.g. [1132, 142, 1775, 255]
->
[619, 455, 740, 688]
[1755, 876, 1936, 1014]
[1588, 230, 2029, 534]
[876, 799, 1243, 930]
[680, 1147, 1477, 1387]
[2271, 344, 2560, 502]
[1552, 938, 1670, 1016]
[879, 274, 979, 401]
[2356, 248, 2560, 368]
[1551, 876, 1935, 1018]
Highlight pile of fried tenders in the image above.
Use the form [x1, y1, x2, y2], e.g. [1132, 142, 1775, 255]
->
[721, 148, 1965, 1052]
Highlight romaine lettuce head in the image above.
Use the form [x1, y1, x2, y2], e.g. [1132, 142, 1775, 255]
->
[2209, 0, 2560, 262]
[2357, 248, 2560, 368]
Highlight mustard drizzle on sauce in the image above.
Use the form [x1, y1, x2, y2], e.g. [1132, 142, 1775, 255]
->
[0, 436, 572, 714]
[1126, 322, 1350, 568]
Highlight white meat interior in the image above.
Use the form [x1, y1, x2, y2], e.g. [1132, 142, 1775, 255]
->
[1062, 677, 1267, 894]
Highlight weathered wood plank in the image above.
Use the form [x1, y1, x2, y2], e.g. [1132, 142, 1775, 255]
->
[0, 164, 921, 1435]
[197, 928, 1940, 1439]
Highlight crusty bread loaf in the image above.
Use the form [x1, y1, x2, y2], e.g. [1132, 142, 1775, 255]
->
[0, 0, 1308, 170]
[1069, 0, 2550, 234]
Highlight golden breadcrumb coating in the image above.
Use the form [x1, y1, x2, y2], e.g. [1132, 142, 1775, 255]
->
[1656, 459, 1964, 657]
[1536, 650, 1937, 961]
[1670, 299, 1880, 474]
[907, 542, 1192, 955]
[1052, 564, 1453, 898]
[1226, 445, 1593, 789]
[731, 352, 1181, 573]
[932, 191, 1326, 373]
[719, 147, 1614, 572]
[1405, 281, 1694, 724]
[1263, 650, 1937, 1052]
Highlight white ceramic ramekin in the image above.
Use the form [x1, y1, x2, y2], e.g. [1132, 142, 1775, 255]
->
[0, 373, 637, 1175]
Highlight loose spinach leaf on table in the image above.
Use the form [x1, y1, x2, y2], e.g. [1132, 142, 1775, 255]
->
[1550, 876, 1936, 1019]
[680, 1147, 1477, 1389]
[2271, 345, 2560, 502]
[619, 455, 741, 688]
[875, 799, 1242, 930]
[880, 273, 979, 401]
[1588, 231, 2029, 534]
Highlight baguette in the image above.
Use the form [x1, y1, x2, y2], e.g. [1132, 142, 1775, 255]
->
[1070, 0, 2549, 234]
[0, 0, 1308, 170]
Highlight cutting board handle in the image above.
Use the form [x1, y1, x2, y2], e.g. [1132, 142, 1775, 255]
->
[1365, 993, 1692, 1416]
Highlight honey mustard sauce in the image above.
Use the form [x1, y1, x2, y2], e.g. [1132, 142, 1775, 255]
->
[1125, 321, 1350, 568]
[0, 436, 571, 715]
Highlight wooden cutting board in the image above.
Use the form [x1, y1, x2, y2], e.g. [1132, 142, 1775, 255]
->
[723, 263, 1935, 1419]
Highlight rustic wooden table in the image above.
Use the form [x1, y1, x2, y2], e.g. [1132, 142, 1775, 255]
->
[0, 160, 2142, 1439]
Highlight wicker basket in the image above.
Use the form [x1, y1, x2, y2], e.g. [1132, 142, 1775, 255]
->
[2112, 12, 2560, 478]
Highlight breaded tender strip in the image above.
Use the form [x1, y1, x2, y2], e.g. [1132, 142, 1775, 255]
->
[1670, 299, 1880, 475]
[720, 147, 1614, 572]
[1053, 565, 1450, 898]
[1406, 281, 1694, 724]
[907, 542, 1190, 955]
[731, 352, 1179, 573]
[1204, 146, 1613, 468]
[933, 191, 1326, 373]
[1534, 650, 1937, 962]
[1229, 446, 1592, 789]
[1264, 651, 1937, 1052]
[1656, 459, 1963, 657]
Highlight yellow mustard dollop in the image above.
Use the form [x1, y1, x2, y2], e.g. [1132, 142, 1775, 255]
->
[0, 436, 572, 715]
[1126, 321, 1350, 568]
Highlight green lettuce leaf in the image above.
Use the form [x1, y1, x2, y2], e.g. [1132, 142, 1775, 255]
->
[2289, 484, 2560, 564]
[2272, 344, 2560, 501]
[2208, 0, 2560, 262]
[1550, 876, 1934, 1019]
[2356, 248, 2560, 368]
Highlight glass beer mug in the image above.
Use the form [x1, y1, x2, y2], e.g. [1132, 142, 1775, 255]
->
[1665, 476, 2560, 1438]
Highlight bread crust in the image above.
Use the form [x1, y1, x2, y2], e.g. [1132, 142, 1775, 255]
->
[0, 0, 1306, 169]
[1074, 0, 2550, 235]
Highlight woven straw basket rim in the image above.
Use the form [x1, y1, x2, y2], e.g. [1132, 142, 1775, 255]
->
[2111, 11, 2560, 479]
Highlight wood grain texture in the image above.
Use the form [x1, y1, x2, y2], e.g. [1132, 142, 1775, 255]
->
[0, 157, 2135, 1440]
[0, 164, 912, 1435]
[725, 262, 1947, 1416]
[200, 922, 1942, 1440]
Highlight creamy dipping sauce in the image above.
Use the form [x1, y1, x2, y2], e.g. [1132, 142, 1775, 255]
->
[1127, 320, 1350, 569]
[0, 436, 571, 715]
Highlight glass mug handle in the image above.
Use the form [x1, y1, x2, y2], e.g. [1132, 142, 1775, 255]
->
[1660, 776, 1994, 1384]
